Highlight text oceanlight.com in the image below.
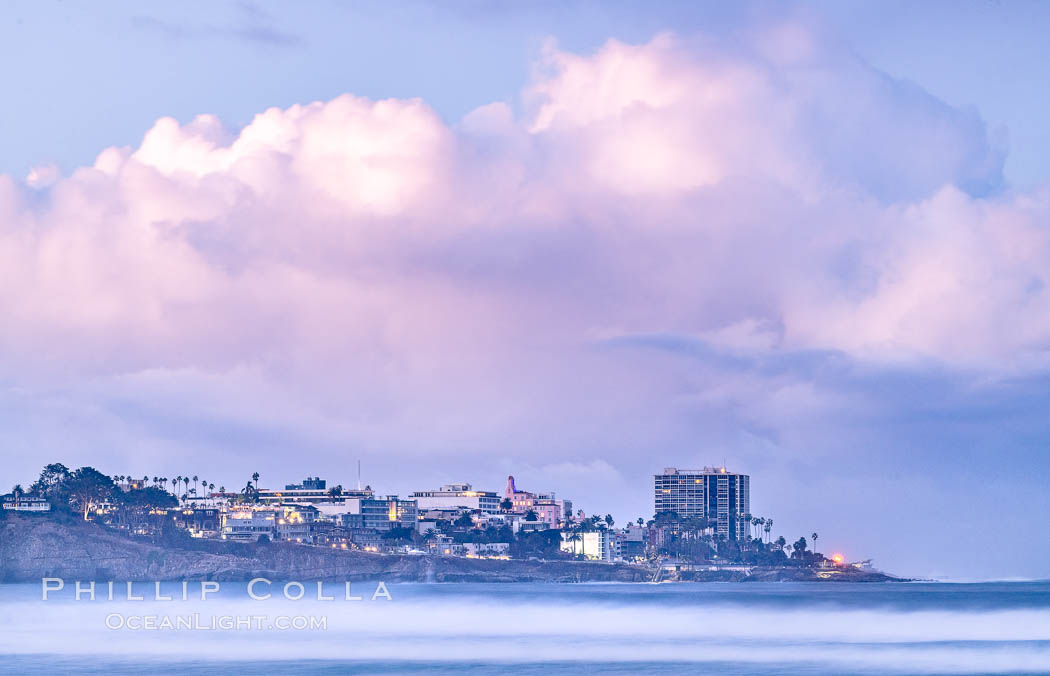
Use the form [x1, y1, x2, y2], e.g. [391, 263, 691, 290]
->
[105, 613, 328, 631]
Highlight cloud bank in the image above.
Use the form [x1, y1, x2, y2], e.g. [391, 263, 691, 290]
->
[1, 23, 1048, 577]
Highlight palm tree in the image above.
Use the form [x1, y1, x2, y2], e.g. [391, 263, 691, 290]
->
[192, 476, 199, 495]
[569, 526, 583, 558]
[764, 519, 773, 544]
[11, 484, 23, 507]
[252, 472, 260, 490]
[811, 532, 819, 557]
[208, 482, 215, 496]
[219, 486, 226, 496]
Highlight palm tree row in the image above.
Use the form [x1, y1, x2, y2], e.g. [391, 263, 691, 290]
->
[110, 474, 219, 501]
[740, 513, 776, 546]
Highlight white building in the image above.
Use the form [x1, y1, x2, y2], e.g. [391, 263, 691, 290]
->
[560, 530, 613, 561]
[2, 495, 51, 512]
[221, 508, 276, 540]
[464, 542, 510, 557]
[257, 477, 374, 507]
[411, 484, 500, 514]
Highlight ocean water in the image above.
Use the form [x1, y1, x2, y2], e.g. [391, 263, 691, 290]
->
[1, 580, 1049, 674]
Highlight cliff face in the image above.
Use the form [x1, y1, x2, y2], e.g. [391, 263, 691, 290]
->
[0, 515, 900, 584]
[0, 515, 651, 583]
[667, 566, 902, 582]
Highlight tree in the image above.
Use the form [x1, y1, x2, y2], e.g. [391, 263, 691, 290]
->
[252, 472, 260, 489]
[568, 527, 583, 558]
[604, 514, 614, 528]
[65, 467, 117, 520]
[524, 509, 538, 522]
[453, 512, 475, 529]
[811, 532, 819, 556]
[764, 519, 773, 544]
[637, 517, 644, 527]
[499, 498, 513, 512]
[793, 536, 808, 562]
[652, 510, 680, 527]
[192, 476, 199, 495]
[513, 529, 562, 559]
[775, 535, 787, 551]
[29, 463, 70, 498]
[119, 486, 177, 509]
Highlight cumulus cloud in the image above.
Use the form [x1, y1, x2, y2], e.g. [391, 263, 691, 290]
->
[1, 21, 1048, 576]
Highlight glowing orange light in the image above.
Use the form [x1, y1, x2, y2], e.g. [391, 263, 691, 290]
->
[832, 553, 844, 564]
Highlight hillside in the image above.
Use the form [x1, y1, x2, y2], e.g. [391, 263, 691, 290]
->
[0, 514, 902, 583]
[0, 514, 651, 583]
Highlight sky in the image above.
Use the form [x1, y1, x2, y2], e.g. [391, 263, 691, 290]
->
[1, 0, 1050, 580]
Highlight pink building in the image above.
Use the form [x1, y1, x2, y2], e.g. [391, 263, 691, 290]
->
[504, 476, 565, 528]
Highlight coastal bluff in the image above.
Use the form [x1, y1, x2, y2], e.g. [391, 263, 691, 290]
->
[0, 515, 650, 583]
[0, 515, 901, 583]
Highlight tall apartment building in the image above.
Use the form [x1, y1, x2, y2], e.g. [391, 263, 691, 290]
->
[653, 466, 750, 541]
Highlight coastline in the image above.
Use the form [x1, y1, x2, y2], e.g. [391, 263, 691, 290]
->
[0, 514, 904, 584]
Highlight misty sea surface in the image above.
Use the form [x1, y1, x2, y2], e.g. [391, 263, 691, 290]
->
[1, 580, 1049, 675]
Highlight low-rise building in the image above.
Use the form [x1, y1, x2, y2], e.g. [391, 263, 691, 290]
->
[1, 495, 51, 512]
[411, 483, 500, 514]
[360, 496, 418, 532]
[171, 507, 221, 537]
[463, 542, 510, 557]
[620, 524, 648, 561]
[257, 477, 374, 507]
[504, 476, 568, 528]
[427, 534, 466, 556]
[221, 507, 276, 541]
[275, 504, 320, 543]
[560, 529, 614, 561]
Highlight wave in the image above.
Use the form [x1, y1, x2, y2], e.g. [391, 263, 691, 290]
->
[2, 590, 1049, 673]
